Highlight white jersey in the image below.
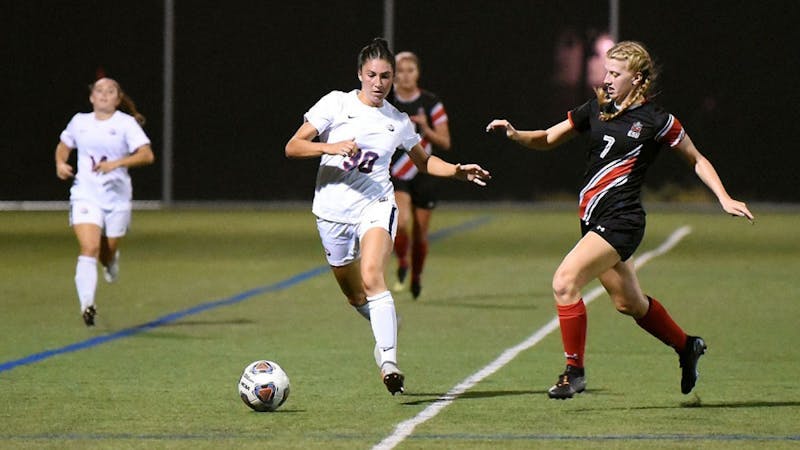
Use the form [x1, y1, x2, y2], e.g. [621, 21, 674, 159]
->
[305, 90, 421, 223]
[60, 111, 150, 210]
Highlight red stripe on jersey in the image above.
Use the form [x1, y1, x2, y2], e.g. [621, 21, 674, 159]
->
[391, 156, 416, 178]
[578, 157, 637, 219]
[430, 103, 447, 126]
[656, 115, 685, 147]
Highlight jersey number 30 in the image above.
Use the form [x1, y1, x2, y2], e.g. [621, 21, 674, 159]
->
[343, 150, 379, 174]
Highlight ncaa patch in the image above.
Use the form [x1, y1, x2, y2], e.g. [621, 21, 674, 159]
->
[627, 121, 643, 139]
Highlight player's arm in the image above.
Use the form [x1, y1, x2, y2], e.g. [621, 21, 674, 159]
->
[673, 134, 754, 222]
[285, 121, 358, 159]
[55, 141, 75, 179]
[413, 114, 451, 150]
[93, 144, 155, 174]
[485, 118, 576, 150]
[408, 144, 490, 185]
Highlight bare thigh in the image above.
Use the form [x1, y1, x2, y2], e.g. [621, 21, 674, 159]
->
[552, 231, 620, 305]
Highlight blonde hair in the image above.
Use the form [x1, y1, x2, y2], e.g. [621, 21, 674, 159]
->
[594, 41, 658, 121]
[90, 78, 146, 126]
[395, 51, 420, 70]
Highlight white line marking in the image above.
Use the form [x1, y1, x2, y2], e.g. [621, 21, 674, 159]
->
[373, 225, 692, 450]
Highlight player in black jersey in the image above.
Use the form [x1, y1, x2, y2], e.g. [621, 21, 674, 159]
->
[389, 52, 452, 299]
[487, 41, 753, 399]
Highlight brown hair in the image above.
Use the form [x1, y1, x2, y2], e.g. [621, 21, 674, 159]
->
[594, 41, 658, 121]
[89, 78, 146, 125]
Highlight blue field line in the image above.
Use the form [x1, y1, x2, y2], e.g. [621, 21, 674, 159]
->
[0, 215, 492, 374]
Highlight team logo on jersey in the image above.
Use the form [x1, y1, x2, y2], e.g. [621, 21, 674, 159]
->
[627, 121, 643, 139]
[386, 124, 395, 132]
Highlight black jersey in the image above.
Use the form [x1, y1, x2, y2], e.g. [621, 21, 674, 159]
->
[568, 98, 685, 229]
[388, 89, 448, 180]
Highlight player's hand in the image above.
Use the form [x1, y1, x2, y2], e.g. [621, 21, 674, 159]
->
[455, 163, 491, 186]
[93, 159, 118, 174]
[56, 161, 74, 180]
[721, 198, 755, 224]
[485, 119, 518, 140]
[327, 138, 358, 157]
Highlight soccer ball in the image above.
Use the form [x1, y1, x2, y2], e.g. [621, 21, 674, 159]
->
[238, 360, 291, 412]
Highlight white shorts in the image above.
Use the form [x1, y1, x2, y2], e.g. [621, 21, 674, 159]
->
[69, 200, 131, 238]
[316, 201, 398, 266]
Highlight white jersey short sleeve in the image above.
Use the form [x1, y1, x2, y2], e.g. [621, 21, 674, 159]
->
[60, 111, 151, 210]
[305, 90, 421, 223]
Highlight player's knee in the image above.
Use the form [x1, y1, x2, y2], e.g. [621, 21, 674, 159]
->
[552, 271, 579, 303]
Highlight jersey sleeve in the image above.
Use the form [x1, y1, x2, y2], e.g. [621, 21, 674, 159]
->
[568, 100, 593, 132]
[59, 114, 80, 148]
[124, 116, 151, 153]
[304, 91, 343, 135]
[398, 114, 422, 151]
[654, 113, 685, 148]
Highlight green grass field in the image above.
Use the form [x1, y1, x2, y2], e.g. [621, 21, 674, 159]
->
[1, 206, 798, 449]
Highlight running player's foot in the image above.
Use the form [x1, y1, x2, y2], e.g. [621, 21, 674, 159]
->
[380, 362, 405, 395]
[393, 267, 408, 291]
[678, 335, 706, 394]
[411, 281, 421, 299]
[103, 250, 119, 283]
[547, 365, 586, 399]
[82, 305, 97, 327]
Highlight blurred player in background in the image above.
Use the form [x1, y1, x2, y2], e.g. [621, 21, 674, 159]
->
[388, 51, 452, 299]
[286, 37, 489, 395]
[487, 41, 753, 399]
[55, 77, 155, 327]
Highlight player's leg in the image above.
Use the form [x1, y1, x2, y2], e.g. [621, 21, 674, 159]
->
[70, 201, 106, 326]
[99, 208, 129, 283]
[599, 262, 706, 394]
[392, 190, 412, 290]
[409, 206, 432, 299]
[548, 231, 620, 399]
[73, 223, 102, 326]
[359, 205, 404, 394]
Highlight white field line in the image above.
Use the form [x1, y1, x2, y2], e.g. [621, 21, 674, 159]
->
[373, 225, 692, 450]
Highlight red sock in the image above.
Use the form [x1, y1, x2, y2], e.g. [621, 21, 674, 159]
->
[411, 240, 428, 283]
[635, 296, 688, 351]
[557, 299, 587, 368]
[394, 229, 409, 269]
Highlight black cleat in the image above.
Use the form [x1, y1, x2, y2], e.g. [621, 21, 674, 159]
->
[679, 335, 706, 394]
[547, 365, 586, 399]
[396, 266, 408, 284]
[82, 305, 97, 327]
[381, 362, 405, 395]
[411, 281, 421, 299]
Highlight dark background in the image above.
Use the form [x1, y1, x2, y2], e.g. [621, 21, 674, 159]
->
[4, 1, 799, 203]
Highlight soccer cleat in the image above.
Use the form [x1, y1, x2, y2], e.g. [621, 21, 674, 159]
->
[678, 335, 707, 394]
[547, 365, 586, 399]
[410, 281, 421, 299]
[82, 305, 97, 327]
[103, 250, 119, 283]
[380, 362, 405, 395]
[392, 267, 408, 292]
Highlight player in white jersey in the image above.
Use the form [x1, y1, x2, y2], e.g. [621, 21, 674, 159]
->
[55, 77, 155, 326]
[286, 38, 490, 395]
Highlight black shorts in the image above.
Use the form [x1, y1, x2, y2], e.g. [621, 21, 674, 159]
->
[392, 173, 438, 210]
[580, 220, 645, 261]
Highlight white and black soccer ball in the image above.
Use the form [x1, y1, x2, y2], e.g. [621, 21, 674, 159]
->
[238, 360, 291, 412]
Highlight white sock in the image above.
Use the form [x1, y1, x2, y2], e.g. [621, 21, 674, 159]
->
[75, 255, 97, 311]
[366, 290, 398, 367]
[355, 302, 370, 321]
